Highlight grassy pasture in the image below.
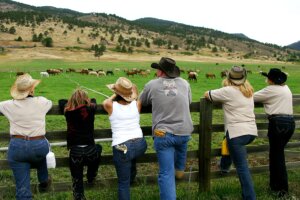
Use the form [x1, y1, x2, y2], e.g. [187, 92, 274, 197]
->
[0, 59, 299, 199]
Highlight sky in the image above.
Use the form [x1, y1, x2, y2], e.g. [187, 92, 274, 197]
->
[13, 0, 300, 46]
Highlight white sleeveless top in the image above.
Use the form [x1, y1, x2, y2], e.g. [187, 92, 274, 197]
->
[109, 100, 143, 146]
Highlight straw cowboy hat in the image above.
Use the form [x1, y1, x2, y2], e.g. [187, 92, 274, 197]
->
[151, 57, 180, 78]
[106, 77, 138, 102]
[10, 73, 41, 100]
[227, 66, 247, 85]
[261, 68, 287, 85]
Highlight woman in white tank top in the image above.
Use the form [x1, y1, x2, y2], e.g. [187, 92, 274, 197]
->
[103, 77, 147, 200]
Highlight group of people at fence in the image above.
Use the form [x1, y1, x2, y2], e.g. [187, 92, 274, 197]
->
[0, 56, 295, 200]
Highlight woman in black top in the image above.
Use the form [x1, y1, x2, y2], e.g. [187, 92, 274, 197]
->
[62, 89, 102, 200]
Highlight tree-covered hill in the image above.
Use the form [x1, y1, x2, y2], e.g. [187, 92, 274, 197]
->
[0, 0, 299, 62]
[288, 41, 300, 51]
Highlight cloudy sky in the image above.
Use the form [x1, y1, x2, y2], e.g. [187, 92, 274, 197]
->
[13, 0, 300, 46]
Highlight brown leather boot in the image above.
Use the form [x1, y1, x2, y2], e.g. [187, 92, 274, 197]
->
[38, 177, 52, 192]
[175, 170, 185, 180]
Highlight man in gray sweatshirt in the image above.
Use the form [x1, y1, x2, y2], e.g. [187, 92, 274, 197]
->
[139, 57, 193, 200]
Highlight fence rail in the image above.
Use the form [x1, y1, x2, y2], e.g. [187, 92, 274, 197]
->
[0, 97, 299, 194]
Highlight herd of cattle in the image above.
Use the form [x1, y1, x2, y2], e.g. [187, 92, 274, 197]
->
[15, 68, 256, 82]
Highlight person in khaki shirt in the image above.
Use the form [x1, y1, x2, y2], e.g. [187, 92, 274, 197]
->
[204, 66, 257, 200]
[254, 68, 295, 198]
[0, 74, 52, 199]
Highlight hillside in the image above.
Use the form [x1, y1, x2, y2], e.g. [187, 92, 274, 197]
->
[288, 41, 300, 51]
[0, 0, 300, 63]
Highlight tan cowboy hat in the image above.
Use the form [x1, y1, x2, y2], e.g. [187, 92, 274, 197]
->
[227, 66, 247, 85]
[10, 73, 41, 100]
[106, 77, 138, 102]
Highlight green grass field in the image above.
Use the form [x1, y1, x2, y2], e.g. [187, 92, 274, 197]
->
[0, 59, 299, 199]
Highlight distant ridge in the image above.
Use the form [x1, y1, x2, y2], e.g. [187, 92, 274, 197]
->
[287, 41, 300, 51]
[231, 33, 249, 39]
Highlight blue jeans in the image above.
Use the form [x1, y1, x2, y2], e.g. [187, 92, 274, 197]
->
[69, 144, 102, 200]
[220, 132, 256, 200]
[7, 138, 49, 200]
[154, 133, 190, 200]
[268, 116, 295, 196]
[113, 138, 147, 200]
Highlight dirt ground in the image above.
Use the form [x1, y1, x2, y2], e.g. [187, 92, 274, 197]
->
[0, 46, 285, 65]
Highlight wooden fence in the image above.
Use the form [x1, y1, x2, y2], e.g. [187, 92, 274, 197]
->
[0, 95, 299, 194]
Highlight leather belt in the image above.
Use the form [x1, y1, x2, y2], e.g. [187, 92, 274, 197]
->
[11, 135, 45, 140]
[268, 114, 293, 120]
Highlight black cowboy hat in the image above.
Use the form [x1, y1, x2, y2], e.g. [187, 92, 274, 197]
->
[261, 68, 287, 85]
[151, 57, 180, 78]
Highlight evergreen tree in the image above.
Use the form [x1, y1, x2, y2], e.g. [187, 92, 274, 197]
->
[9, 26, 16, 34]
[32, 34, 38, 42]
[42, 37, 53, 47]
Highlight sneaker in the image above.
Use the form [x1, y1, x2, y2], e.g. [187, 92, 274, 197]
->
[38, 177, 52, 192]
[217, 159, 230, 174]
[175, 170, 185, 180]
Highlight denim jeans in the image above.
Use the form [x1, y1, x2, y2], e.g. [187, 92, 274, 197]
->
[220, 132, 256, 200]
[154, 133, 190, 200]
[268, 116, 295, 196]
[113, 137, 147, 200]
[69, 144, 102, 200]
[7, 137, 49, 200]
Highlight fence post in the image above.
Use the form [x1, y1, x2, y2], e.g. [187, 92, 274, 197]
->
[199, 98, 213, 192]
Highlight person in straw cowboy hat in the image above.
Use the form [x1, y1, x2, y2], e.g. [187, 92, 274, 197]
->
[102, 77, 147, 200]
[0, 73, 52, 199]
[254, 68, 295, 198]
[204, 66, 257, 200]
[139, 57, 193, 200]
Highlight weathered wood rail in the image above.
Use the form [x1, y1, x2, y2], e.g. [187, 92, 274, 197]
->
[0, 95, 299, 194]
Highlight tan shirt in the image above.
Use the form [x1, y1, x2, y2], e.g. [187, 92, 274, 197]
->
[0, 97, 52, 137]
[254, 85, 293, 115]
[208, 86, 257, 139]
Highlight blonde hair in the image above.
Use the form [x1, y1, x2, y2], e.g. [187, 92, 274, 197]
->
[64, 89, 90, 112]
[222, 79, 254, 98]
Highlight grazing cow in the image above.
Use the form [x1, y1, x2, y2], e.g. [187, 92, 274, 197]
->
[16, 72, 25, 76]
[66, 68, 76, 73]
[188, 72, 197, 82]
[106, 70, 114, 76]
[138, 71, 148, 77]
[80, 69, 89, 75]
[40, 72, 49, 78]
[88, 71, 98, 76]
[126, 71, 137, 77]
[220, 70, 228, 78]
[98, 71, 106, 76]
[47, 69, 61, 75]
[206, 73, 216, 79]
[246, 70, 252, 74]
